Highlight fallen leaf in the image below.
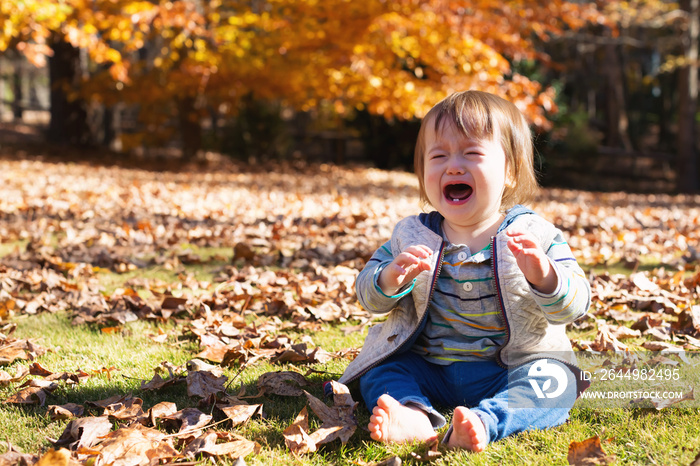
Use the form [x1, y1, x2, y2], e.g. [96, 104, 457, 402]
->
[198, 434, 259, 460]
[161, 407, 212, 436]
[632, 387, 695, 410]
[257, 371, 309, 397]
[642, 341, 685, 351]
[103, 396, 145, 421]
[47, 403, 85, 421]
[87, 393, 133, 410]
[148, 401, 178, 426]
[219, 403, 263, 427]
[89, 424, 177, 465]
[630, 272, 659, 292]
[409, 437, 442, 462]
[283, 406, 317, 455]
[140, 372, 184, 391]
[186, 370, 228, 398]
[49, 416, 113, 450]
[610, 325, 642, 340]
[186, 358, 224, 375]
[4, 383, 55, 405]
[304, 381, 358, 446]
[0, 364, 28, 386]
[0, 443, 38, 465]
[35, 448, 74, 466]
[590, 322, 628, 352]
[567, 436, 616, 465]
[673, 305, 700, 336]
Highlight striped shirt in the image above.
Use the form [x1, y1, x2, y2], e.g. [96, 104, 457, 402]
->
[413, 239, 504, 364]
[358, 213, 589, 366]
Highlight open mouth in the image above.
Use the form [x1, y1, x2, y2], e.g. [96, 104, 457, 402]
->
[443, 183, 473, 203]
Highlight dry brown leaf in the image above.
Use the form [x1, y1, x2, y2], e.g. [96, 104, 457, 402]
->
[47, 403, 85, 421]
[0, 364, 28, 386]
[590, 322, 628, 352]
[140, 372, 184, 391]
[49, 416, 113, 450]
[630, 314, 665, 332]
[89, 424, 177, 466]
[0, 337, 47, 365]
[86, 393, 132, 410]
[642, 341, 685, 351]
[567, 436, 616, 465]
[284, 406, 317, 455]
[161, 407, 212, 436]
[103, 396, 145, 421]
[198, 435, 259, 460]
[304, 381, 358, 446]
[4, 384, 53, 405]
[409, 437, 443, 462]
[147, 401, 178, 426]
[219, 403, 263, 427]
[0, 443, 38, 466]
[270, 342, 332, 365]
[35, 448, 77, 466]
[257, 371, 309, 397]
[673, 305, 700, 336]
[195, 343, 234, 364]
[609, 325, 642, 340]
[631, 387, 695, 410]
[182, 432, 218, 458]
[186, 370, 227, 398]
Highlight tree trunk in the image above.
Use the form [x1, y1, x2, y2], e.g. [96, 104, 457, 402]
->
[604, 40, 632, 150]
[48, 35, 91, 146]
[677, 0, 700, 192]
[12, 59, 23, 120]
[177, 96, 202, 161]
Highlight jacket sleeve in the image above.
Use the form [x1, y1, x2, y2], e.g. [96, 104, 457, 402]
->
[530, 227, 591, 324]
[355, 240, 416, 314]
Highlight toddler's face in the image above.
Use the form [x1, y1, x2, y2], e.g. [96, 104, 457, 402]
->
[423, 117, 509, 232]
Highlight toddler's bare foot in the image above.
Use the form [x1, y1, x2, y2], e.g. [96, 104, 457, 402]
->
[446, 407, 488, 452]
[368, 394, 437, 444]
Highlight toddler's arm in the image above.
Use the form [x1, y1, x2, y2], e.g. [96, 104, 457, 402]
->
[506, 228, 590, 324]
[355, 241, 432, 314]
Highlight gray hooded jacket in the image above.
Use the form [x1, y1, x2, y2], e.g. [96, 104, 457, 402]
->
[339, 207, 591, 394]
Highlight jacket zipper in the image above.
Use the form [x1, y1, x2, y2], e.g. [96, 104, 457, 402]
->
[346, 240, 446, 384]
[492, 236, 511, 369]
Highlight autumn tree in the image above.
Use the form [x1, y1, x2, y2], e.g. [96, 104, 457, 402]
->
[678, 0, 700, 192]
[1, 0, 608, 158]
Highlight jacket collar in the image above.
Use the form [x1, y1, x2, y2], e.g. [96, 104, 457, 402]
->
[417, 204, 535, 237]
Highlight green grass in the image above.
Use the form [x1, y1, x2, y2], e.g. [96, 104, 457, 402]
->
[2, 256, 700, 465]
[0, 240, 27, 258]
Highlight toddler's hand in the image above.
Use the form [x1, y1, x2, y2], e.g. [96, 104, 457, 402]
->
[378, 245, 433, 296]
[506, 230, 557, 294]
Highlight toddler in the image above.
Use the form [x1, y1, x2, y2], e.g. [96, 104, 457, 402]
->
[338, 90, 591, 451]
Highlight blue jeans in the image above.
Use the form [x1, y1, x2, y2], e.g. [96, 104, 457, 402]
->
[359, 351, 576, 444]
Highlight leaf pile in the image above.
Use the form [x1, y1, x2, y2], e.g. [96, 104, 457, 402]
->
[1, 356, 359, 464]
[0, 158, 699, 462]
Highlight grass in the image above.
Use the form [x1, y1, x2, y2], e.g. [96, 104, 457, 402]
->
[2, 254, 700, 465]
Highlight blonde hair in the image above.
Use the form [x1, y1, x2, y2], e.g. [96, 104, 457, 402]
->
[414, 90, 539, 210]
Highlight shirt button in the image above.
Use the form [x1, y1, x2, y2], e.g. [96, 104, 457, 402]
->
[463, 282, 473, 292]
[457, 252, 468, 261]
